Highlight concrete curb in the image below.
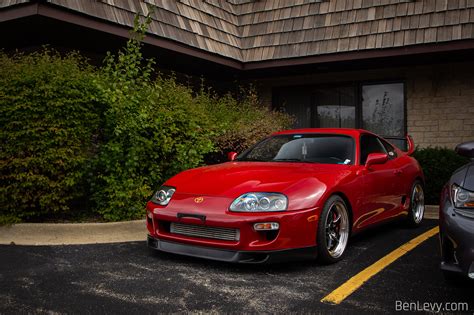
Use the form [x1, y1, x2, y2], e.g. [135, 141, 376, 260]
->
[424, 205, 438, 220]
[0, 220, 146, 246]
[0, 206, 439, 246]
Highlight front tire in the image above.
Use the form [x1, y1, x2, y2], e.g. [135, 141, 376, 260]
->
[317, 195, 350, 264]
[406, 180, 425, 227]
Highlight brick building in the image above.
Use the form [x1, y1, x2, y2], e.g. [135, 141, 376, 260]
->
[1, 0, 473, 148]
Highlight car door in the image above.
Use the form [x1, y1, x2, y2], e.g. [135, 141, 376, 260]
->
[379, 138, 407, 212]
[356, 134, 400, 229]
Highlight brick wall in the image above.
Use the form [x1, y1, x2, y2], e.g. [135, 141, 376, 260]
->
[255, 61, 474, 149]
[407, 63, 474, 149]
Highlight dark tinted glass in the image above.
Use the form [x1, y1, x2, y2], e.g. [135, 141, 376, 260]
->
[274, 86, 356, 128]
[385, 137, 407, 151]
[381, 139, 397, 159]
[238, 134, 355, 165]
[360, 134, 387, 165]
[274, 83, 405, 135]
[315, 86, 356, 128]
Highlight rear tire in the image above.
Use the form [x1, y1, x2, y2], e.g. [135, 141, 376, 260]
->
[317, 195, 350, 264]
[406, 180, 425, 227]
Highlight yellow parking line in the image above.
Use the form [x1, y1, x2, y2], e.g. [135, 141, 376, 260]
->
[321, 226, 439, 305]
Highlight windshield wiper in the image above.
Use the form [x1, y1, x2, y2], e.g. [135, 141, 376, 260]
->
[272, 158, 303, 162]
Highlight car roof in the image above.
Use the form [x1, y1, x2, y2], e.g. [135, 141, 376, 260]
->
[272, 128, 374, 138]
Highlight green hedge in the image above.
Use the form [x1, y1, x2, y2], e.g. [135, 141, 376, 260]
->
[0, 51, 102, 223]
[0, 18, 292, 223]
[413, 147, 469, 205]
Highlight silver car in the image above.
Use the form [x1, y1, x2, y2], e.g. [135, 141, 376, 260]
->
[439, 141, 474, 281]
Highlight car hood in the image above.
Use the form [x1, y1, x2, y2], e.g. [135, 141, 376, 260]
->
[165, 161, 353, 209]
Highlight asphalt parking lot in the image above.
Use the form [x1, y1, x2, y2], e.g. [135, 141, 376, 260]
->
[1, 219, 472, 314]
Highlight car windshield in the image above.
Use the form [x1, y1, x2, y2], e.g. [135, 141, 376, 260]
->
[237, 134, 355, 164]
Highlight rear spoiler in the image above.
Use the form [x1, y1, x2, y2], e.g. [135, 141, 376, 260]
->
[382, 135, 415, 156]
[406, 135, 415, 156]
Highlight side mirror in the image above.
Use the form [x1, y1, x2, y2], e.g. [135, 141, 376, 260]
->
[365, 153, 388, 168]
[455, 141, 474, 159]
[227, 152, 238, 161]
[406, 135, 415, 156]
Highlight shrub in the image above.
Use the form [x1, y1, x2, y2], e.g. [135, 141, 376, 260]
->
[413, 147, 470, 205]
[0, 50, 102, 222]
[91, 16, 215, 221]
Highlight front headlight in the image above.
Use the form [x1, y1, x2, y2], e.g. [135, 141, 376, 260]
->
[451, 184, 474, 208]
[150, 186, 176, 206]
[229, 192, 288, 212]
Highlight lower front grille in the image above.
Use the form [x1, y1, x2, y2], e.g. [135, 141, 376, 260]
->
[170, 222, 240, 241]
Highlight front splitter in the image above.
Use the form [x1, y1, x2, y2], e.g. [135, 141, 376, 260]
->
[147, 235, 317, 264]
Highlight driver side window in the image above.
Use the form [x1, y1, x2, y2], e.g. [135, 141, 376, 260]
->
[360, 134, 387, 165]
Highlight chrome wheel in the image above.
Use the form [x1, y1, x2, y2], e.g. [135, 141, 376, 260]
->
[411, 183, 425, 224]
[324, 200, 349, 259]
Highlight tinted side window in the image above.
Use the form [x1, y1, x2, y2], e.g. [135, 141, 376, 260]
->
[360, 134, 387, 165]
[381, 139, 398, 159]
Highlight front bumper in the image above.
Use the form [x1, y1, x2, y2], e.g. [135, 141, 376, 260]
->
[146, 195, 320, 263]
[147, 235, 317, 263]
[439, 190, 474, 279]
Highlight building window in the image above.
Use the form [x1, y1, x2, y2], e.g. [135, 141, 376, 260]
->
[273, 86, 312, 129]
[273, 81, 406, 147]
[361, 83, 405, 138]
[314, 86, 356, 129]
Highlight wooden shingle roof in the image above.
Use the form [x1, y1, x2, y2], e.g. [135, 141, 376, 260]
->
[3, 0, 474, 63]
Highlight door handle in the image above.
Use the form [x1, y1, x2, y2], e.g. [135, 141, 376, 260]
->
[393, 169, 403, 175]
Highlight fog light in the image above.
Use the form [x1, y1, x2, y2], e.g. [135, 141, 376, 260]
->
[147, 211, 153, 219]
[254, 222, 279, 231]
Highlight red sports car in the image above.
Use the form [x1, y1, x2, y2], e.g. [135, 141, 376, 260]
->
[146, 128, 425, 263]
